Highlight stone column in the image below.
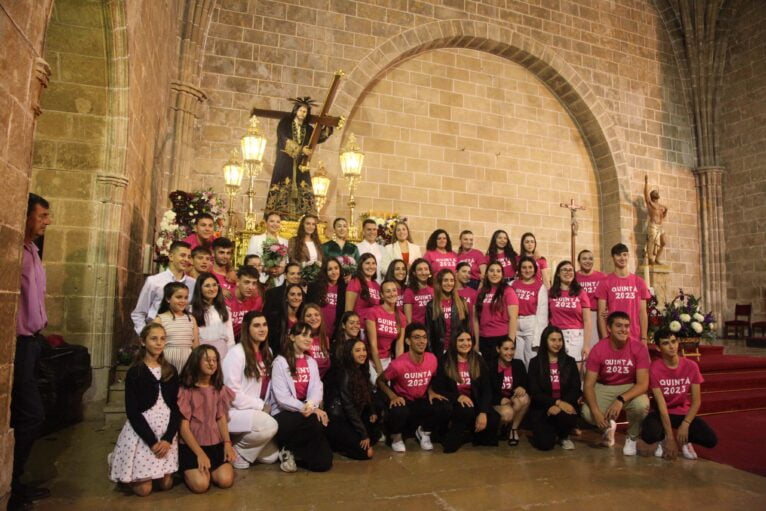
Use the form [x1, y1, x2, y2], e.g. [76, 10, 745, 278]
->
[694, 166, 726, 327]
[168, 80, 207, 191]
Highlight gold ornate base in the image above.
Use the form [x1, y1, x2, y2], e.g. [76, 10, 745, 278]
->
[231, 220, 328, 266]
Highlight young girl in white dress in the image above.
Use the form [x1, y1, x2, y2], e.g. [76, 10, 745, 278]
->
[108, 324, 180, 496]
[153, 282, 199, 372]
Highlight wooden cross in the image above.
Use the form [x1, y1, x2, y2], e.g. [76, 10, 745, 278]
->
[251, 70, 346, 172]
[560, 198, 586, 264]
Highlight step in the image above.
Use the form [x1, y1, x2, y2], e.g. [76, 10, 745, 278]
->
[103, 403, 126, 426]
[698, 354, 766, 373]
[702, 370, 766, 392]
[699, 388, 766, 415]
[107, 381, 125, 407]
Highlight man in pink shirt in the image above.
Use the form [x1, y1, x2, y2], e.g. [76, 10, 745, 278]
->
[595, 243, 651, 343]
[225, 266, 264, 339]
[640, 328, 717, 460]
[11, 194, 53, 507]
[376, 323, 450, 453]
[182, 213, 217, 250]
[581, 311, 650, 456]
[211, 237, 236, 298]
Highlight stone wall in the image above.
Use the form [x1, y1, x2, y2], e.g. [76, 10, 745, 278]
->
[720, 0, 766, 321]
[0, 0, 55, 504]
[190, 0, 700, 291]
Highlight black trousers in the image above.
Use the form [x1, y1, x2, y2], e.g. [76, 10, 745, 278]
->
[326, 411, 380, 460]
[529, 408, 578, 451]
[479, 335, 505, 367]
[442, 401, 499, 453]
[274, 411, 333, 472]
[385, 397, 451, 436]
[640, 412, 718, 448]
[11, 335, 46, 490]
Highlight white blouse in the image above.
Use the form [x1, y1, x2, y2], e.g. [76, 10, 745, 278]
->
[197, 306, 235, 352]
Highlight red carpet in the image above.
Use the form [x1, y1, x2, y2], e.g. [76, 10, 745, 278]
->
[694, 410, 766, 477]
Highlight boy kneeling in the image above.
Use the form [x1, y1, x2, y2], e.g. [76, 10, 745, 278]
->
[641, 328, 718, 459]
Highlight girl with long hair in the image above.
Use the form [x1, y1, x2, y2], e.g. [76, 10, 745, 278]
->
[486, 230, 518, 283]
[510, 257, 548, 366]
[527, 326, 581, 451]
[269, 322, 333, 472]
[177, 345, 236, 493]
[548, 260, 592, 370]
[302, 303, 331, 378]
[325, 339, 381, 460]
[475, 262, 519, 366]
[322, 217, 360, 261]
[267, 283, 305, 355]
[153, 282, 199, 372]
[423, 229, 457, 274]
[432, 330, 499, 453]
[403, 258, 433, 325]
[384, 258, 407, 307]
[492, 338, 530, 446]
[576, 249, 605, 347]
[333, 311, 362, 362]
[518, 232, 551, 288]
[191, 272, 235, 361]
[344, 253, 381, 322]
[455, 261, 478, 317]
[221, 311, 279, 469]
[288, 214, 323, 267]
[108, 324, 179, 496]
[456, 230, 487, 289]
[366, 281, 406, 377]
[306, 257, 346, 339]
[425, 269, 469, 355]
[381, 220, 422, 274]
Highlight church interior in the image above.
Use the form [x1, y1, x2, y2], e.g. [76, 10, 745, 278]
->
[1, 0, 765, 508]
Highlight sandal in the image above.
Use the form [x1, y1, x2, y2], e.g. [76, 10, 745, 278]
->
[508, 429, 520, 446]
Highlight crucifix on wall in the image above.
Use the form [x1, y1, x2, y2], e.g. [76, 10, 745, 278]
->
[560, 198, 585, 264]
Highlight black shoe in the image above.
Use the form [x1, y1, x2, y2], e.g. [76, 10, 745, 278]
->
[15, 483, 51, 501]
[7, 493, 33, 511]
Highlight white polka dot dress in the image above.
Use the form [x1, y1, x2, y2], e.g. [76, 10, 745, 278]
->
[108, 367, 179, 483]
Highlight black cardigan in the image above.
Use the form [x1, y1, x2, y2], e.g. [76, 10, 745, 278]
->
[325, 368, 377, 439]
[424, 297, 470, 355]
[490, 358, 529, 405]
[432, 355, 493, 414]
[124, 363, 181, 447]
[527, 354, 581, 410]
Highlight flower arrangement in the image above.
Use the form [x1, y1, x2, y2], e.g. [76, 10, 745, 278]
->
[338, 255, 357, 276]
[261, 237, 288, 288]
[155, 189, 228, 265]
[657, 289, 716, 341]
[300, 261, 322, 284]
[359, 213, 407, 245]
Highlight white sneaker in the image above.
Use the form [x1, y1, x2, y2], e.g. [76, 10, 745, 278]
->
[682, 443, 698, 460]
[415, 427, 433, 451]
[622, 436, 638, 456]
[560, 437, 575, 450]
[390, 434, 406, 453]
[232, 450, 250, 469]
[602, 419, 617, 447]
[278, 447, 297, 472]
[654, 441, 664, 458]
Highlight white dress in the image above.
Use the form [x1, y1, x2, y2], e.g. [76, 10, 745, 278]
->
[198, 306, 236, 360]
[108, 367, 178, 483]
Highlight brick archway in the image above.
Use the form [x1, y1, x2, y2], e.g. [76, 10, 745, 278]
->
[327, 20, 632, 257]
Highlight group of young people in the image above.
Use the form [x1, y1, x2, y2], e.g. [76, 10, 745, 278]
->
[115, 211, 717, 496]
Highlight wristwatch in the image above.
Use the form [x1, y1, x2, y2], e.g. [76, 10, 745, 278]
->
[616, 395, 625, 404]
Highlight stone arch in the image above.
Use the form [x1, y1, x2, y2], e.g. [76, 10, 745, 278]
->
[327, 20, 632, 259]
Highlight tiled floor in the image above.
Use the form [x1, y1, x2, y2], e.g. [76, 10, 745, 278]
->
[26, 338, 766, 511]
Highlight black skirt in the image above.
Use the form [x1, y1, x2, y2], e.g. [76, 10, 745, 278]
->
[179, 442, 226, 472]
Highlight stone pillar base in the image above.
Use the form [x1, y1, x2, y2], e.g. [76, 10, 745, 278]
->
[638, 263, 672, 307]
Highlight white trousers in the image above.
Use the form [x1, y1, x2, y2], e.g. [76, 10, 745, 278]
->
[231, 410, 279, 464]
[515, 315, 539, 367]
[562, 328, 585, 362]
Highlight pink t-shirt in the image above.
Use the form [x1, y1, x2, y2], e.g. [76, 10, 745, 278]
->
[594, 273, 651, 341]
[293, 356, 310, 401]
[586, 338, 651, 385]
[490, 252, 516, 280]
[213, 270, 235, 293]
[650, 357, 704, 415]
[424, 250, 458, 274]
[367, 305, 406, 360]
[511, 279, 544, 317]
[478, 286, 519, 337]
[321, 283, 338, 336]
[457, 360, 472, 397]
[225, 294, 263, 338]
[395, 286, 404, 308]
[498, 361, 514, 398]
[458, 286, 478, 309]
[550, 362, 561, 399]
[347, 277, 381, 320]
[183, 233, 215, 251]
[404, 286, 433, 325]
[576, 270, 606, 307]
[308, 336, 330, 378]
[383, 351, 438, 401]
[440, 299, 453, 349]
[255, 350, 269, 400]
[457, 249, 487, 281]
[549, 289, 591, 330]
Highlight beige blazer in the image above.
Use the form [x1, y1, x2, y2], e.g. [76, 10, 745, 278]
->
[382, 241, 422, 274]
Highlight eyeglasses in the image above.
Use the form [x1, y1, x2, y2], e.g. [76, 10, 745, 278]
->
[560, 268, 574, 273]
